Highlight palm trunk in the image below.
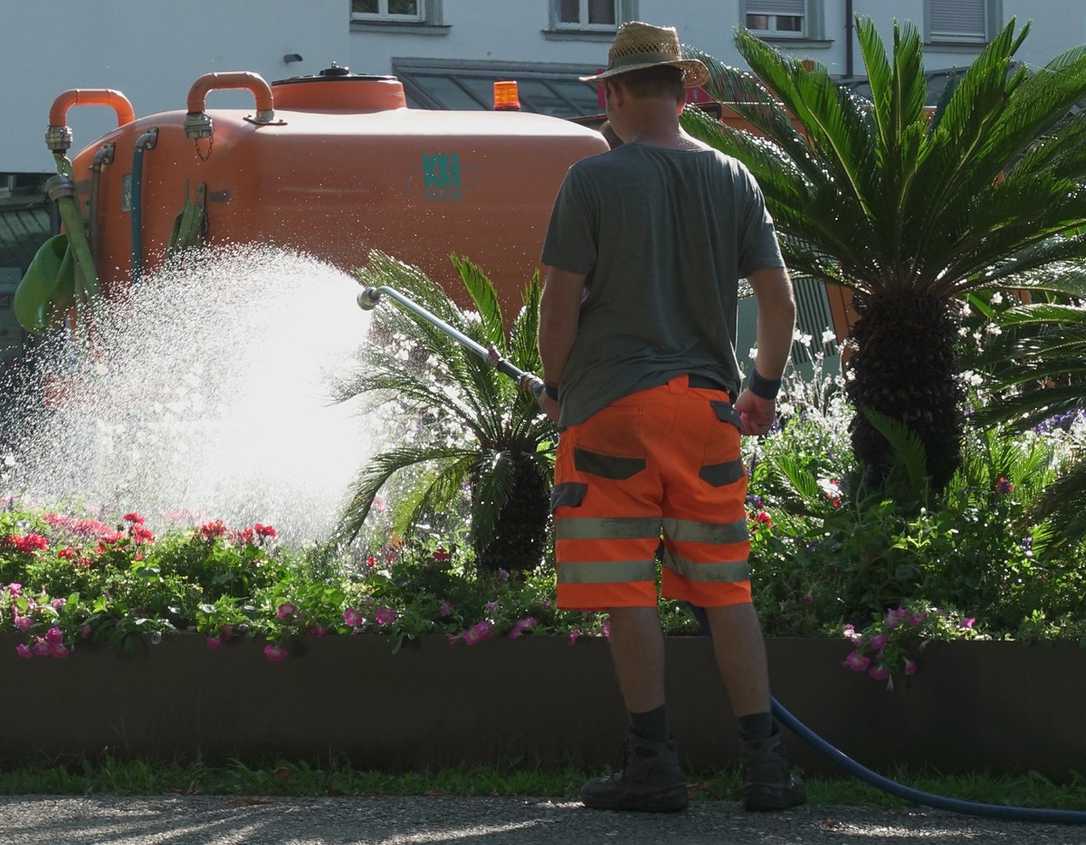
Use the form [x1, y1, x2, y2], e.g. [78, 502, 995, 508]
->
[846, 291, 965, 491]
[472, 451, 550, 573]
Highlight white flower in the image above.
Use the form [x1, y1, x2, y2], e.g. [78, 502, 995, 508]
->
[792, 328, 812, 347]
[817, 477, 841, 497]
[821, 329, 836, 344]
[958, 326, 970, 337]
[990, 292, 1003, 305]
[960, 370, 983, 387]
[748, 346, 758, 360]
[986, 323, 1002, 336]
[1, 454, 13, 469]
[959, 300, 972, 318]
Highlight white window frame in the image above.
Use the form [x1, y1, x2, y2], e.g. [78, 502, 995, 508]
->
[351, 0, 425, 23]
[744, 3, 807, 39]
[926, 0, 989, 44]
[556, 0, 620, 31]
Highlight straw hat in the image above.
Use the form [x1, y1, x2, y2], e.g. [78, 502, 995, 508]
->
[580, 21, 709, 89]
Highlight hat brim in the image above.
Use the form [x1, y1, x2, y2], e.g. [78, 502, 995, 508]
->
[580, 58, 709, 89]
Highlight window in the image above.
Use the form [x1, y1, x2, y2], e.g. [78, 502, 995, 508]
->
[392, 59, 603, 117]
[744, 0, 807, 38]
[557, 0, 619, 30]
[927, 0, 991, 44]
[351, 0, 424, 22]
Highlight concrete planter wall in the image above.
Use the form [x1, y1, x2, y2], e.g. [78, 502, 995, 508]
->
[2, 633, 1083, 777]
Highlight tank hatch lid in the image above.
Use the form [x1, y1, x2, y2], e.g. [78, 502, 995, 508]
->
[272, 64, 406, 112]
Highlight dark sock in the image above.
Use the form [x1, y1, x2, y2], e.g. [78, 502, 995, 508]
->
[738, 711, 774, 742]
[629, 704, 669, 742]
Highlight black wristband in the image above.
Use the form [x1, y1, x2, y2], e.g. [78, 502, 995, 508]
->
[544, 383, 560, 401]
[749, 369, 782, 401]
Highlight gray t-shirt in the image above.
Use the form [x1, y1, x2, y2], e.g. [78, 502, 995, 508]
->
[541, 142, 785, 428]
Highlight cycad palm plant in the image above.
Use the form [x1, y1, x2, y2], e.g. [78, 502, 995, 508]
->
[971, 295, 1086, 543]
[334, 252, 555, 571]
[683, 19, 1086, 489]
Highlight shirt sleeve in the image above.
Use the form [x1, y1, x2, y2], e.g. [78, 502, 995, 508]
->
[736, 165, 786, 277]
[541, 165, 597, 275]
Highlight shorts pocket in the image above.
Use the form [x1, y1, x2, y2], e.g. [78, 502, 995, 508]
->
[550, 482, 587, 512]
[702, 400, 743, 483]
[571, 405, 646, 480]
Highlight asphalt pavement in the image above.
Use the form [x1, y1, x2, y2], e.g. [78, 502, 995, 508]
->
[3, 796, 1086, 845]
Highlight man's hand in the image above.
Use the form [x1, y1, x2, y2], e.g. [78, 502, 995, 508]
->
[734, 388, 776, 436]
[518, 374, 559, 422]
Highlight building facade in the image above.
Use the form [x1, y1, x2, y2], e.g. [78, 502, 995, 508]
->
[1, 0, 1083, 366]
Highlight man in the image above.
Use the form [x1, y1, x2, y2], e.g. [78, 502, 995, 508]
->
[529, 21, 804, 814]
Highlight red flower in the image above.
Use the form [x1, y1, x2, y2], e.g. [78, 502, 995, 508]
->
[234, 527, 255, 545]
[254, 523, 277, 539]
[57, 547, 77, 560]
[199, 520, 227, 541]
[365, 555, 378, 568]
[5, 534, 49, 554]
[122, 512, 145, 525]
[432, 547, 451, 563]
[131, 525, 155, 544]
[751, 511, 772, 528]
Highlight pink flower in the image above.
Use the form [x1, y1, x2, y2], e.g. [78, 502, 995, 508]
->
[432, 547, 451, 563]
[843, 624, 860, 643]
[801, 593, 814, 605]
[868, 663, 890, 682]
[276, 602, 297, 621]
[484, 600, 499, 614]
[568, 627, 582, 646]
[99, 530, 124, 545]
[14, 615, 32, 632]
[263, 644, 289, 663]
[49, 642, 69, 659]
[868, 634, 887, 653]
[45, 626, 64, 645]
[343, 607, 364, 628]
[601, 619, 611, 640]
[254, 523, 278, 539]
[80, 624, 93, 640]
[994, 476, 1014, 495]
[31, 638, 50, 657]
[308, 625, 328, 638]
[131, 525, 155, 544]
[374, 607, 397, 626]
[15, 643, 32, 660]
[961, 617, 976, 629]
[508, 616, 538, 640]
[73, 518, 111, 538]
[909, 612, 925, 626]
[438, 600, 454, 618]
[122, 512, 145, 525]
[51, 598, 66, 611]
[843, 650, 871, 673]
[885, 608, 909, 629]
[904, 658, 918, 676]
[462, 620, 494, 646]
[7, 582, 21, 596]
[206, 635, 223, 651]
[373, 496, 387, 513]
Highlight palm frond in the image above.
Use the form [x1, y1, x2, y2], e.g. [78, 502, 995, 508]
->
[861, 407, 929, 502]
[390, 453, 475, 538]
[1033, 459, 1086, 546]
[334, 445, 475, 543]
[470, 450, 516, 554]
[450, 255, 506, 353]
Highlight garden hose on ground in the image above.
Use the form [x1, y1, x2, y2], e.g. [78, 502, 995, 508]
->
[684, 604, 1086, 826]
[357, 285, 1086, 827]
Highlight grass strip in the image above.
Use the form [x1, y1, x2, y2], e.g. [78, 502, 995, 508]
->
[1, 760, 1085, 810]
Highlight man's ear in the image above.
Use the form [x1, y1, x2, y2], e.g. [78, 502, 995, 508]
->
[604, 79, 623, 108]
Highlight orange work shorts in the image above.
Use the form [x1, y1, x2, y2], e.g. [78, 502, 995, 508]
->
[551, 374, 751, 610]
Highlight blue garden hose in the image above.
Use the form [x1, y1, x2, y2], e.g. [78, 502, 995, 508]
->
[686, 604, 1086, 825]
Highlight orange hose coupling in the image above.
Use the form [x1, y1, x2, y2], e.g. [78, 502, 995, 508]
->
[185, 72, 276, 139]
[46, 89, 136, 152]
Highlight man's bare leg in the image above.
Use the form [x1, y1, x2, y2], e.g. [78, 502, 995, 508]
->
[606, 606, 666, 713]
[704, 603, 771, 717]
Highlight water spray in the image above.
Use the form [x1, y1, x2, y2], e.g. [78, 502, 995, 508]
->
[360, 282, 1086, 826]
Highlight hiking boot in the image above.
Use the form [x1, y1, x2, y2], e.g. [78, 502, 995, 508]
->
[740, 728, 806, 812]
[581, 731, 688, 813]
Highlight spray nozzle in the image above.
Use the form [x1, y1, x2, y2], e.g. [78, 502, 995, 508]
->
[356, 287, 382, 311]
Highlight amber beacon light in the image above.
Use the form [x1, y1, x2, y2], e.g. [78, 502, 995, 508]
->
[492, 81, 521, 111]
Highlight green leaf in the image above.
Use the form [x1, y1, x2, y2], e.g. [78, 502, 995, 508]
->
[861, 407, 930, 503]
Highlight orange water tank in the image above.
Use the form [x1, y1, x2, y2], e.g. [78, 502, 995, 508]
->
[59, 66, 608, 314]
